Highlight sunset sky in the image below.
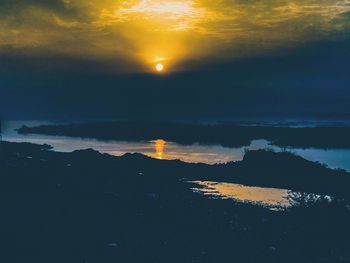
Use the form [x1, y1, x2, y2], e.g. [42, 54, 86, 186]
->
[1, 0, 350, 120]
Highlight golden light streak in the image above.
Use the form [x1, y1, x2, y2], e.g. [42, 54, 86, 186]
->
[191, 181, 292, 210]
[154, 139, 166, 159]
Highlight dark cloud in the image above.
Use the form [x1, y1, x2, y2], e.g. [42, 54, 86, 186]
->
[1, 0, 349, 71]
[0, 0, 68, 15]
[0, 1, 349, 121]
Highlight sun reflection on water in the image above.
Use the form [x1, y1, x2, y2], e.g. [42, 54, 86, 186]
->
[190, 181, 332, 211]
[190, 181, 292, 211]
[154, 139, 166, 159]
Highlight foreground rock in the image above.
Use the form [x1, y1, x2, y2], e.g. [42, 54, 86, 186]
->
[1, 141, 350, 263]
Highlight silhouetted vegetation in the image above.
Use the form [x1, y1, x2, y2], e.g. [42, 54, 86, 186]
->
[1, 141, 350, 263]
[220, 150, 350, 198]
[18, 121, 350, 148]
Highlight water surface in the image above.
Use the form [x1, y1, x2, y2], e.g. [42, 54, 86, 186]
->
[190, 181, 330, 211]
[2, 121, 350, 171]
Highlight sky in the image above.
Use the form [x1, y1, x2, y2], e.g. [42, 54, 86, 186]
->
[0, 0, 350, 120]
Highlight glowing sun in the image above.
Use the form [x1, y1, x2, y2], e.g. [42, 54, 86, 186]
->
[155, 63, 164, 72]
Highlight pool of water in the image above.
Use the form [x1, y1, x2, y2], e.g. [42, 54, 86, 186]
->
[2, 121, 350, 171]
[189, 181, 331, 211]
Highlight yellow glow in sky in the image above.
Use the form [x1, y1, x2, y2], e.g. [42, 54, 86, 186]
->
[1, 0, 350, 73]
[117, 0, 200, 18]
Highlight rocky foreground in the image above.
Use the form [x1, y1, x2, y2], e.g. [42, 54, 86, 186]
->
[1, 141, 350, 263]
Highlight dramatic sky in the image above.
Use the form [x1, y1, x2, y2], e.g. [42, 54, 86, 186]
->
[1, 0, 350, 120]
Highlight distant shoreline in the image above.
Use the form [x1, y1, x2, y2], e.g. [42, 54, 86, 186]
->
[17, 121, 350, 149]
[1, 140, 350, 197]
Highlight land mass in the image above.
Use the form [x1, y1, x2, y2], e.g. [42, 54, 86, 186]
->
[18, 121, 350, 148]
[1, 141, 350, 263]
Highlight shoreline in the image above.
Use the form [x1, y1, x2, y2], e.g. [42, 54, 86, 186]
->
[17, 121, 350, 149]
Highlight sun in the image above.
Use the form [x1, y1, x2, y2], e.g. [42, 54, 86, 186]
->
[155, 63, 164, 72]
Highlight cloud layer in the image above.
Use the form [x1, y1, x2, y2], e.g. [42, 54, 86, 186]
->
[0, 0, 350, 72]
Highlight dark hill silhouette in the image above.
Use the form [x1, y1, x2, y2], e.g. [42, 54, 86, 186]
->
[1, 141, 350, 263]
[1, 141, 349, 197]
[0, 142, 350, 263]
[223, 150, 349, 197]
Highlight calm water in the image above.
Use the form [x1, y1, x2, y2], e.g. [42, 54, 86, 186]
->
[189, 181, 330, 211]
[2, 121, 350, 171]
